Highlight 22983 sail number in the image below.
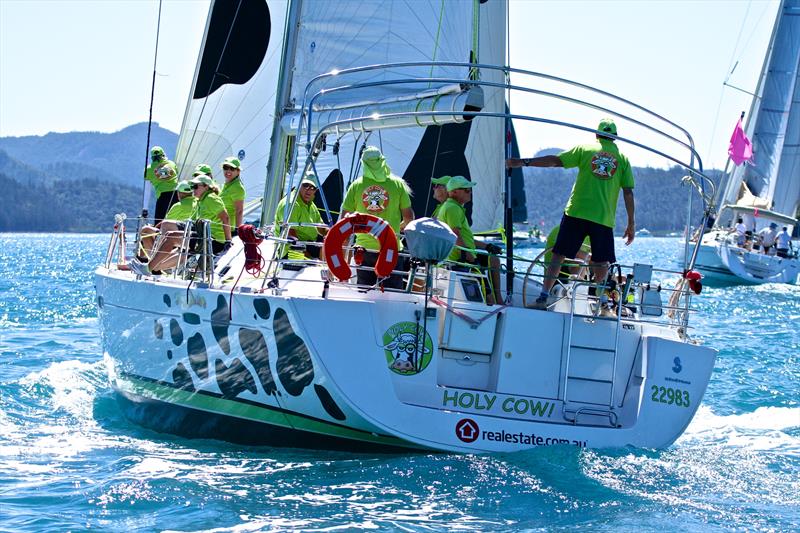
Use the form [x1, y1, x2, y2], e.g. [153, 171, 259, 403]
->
[650, 385, 690, 408]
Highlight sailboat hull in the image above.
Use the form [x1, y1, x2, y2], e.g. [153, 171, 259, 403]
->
[693, 231, 799, 285]
[96, 267, 716, 452]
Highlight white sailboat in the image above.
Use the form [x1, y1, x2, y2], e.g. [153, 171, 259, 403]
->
[96, 0, 717, 452]
[695, 0, 800, 285]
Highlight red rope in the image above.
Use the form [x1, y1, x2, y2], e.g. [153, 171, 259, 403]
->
[239, 224, 265, 275]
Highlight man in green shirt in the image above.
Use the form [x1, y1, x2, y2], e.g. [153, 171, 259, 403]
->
[144, 146, 178, 224]
[430, 175, 451, 218]
[340, 146, 414, 288]
[275, 175, 326, 260]
[220, 157, 246, 236]
[437, 176, 502, 305]
[507, 118, 635, 309]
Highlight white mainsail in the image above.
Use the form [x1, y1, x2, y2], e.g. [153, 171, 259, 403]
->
[719, 0, 800, 223]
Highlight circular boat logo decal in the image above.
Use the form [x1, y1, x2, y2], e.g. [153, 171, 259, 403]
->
[383, 321, 433, 375]
[455, 418, 479, 443]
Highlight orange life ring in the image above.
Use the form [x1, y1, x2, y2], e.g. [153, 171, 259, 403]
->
[324, 213, 398, 282]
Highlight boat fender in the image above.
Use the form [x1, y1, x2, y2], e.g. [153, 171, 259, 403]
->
[324, 214, 398, 282]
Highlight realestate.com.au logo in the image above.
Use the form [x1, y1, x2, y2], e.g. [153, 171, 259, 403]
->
[455, 418, 480, 443]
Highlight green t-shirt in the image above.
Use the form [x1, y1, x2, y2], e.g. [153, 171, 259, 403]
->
[164, 196, 196, 221]
[275, 192, 323, 259]
[438, 198, 474, 261]
[221, 177, 246, 230]
[341, 175, 411, 250]
[193, 191, 227, 243]
[145, 160, 178, 198]
[432, 202, 443, 219]
[558, 139, 634, 228]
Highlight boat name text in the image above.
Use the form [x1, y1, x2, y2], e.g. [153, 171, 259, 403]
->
[443, 390, 555, 419]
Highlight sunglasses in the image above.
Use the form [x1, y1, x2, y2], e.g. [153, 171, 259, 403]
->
[301, 184, 317, 190]
[191, 183, 207, 190]
[222, 165, 237, 171]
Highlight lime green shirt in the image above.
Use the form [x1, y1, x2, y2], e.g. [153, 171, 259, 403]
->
[221, 177, 246, 229]
[558, 139, 634, 228]
[193, 191, 227, 243]
[145, 160, 178, 198]
[432, 203, 443, 219]
[341, 175, 411, 250]
[164, 196, 196, 221]
[438, 198, 474, 261]
[275, 192, 323, 259]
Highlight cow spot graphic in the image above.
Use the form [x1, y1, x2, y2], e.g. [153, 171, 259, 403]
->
[169, 319, 183, 346]
[163, 294, 171, 308]
[172, 362, 195, 391]
[167, 350, 173, 360]
[211, 295, 231, 355]
[314, 384, 346, 421]
[215, 358, 257, 398]
[154, 320, 164, 340]
[273, 308, 314, 396]
[183, 312, 201, 325]
[239, 328, 278, 396]
[187, 332, 210, 380]
[253, 298, 270, 319]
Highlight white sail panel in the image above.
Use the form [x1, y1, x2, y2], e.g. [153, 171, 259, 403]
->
[175, 0, 289, 207]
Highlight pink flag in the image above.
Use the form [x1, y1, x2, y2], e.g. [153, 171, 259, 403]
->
[728, 117, 753, 165]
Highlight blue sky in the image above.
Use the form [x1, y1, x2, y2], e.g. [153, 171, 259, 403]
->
[0, 0, 779, 170]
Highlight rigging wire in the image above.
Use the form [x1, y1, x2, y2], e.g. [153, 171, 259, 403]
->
[140, 0, 164, 222]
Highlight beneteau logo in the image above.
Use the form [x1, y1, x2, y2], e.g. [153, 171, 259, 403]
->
[383, 322, 433, 375]
[455, 418, 479, 443]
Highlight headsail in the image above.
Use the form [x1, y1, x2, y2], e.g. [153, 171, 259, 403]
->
[174, 0, 289, 208]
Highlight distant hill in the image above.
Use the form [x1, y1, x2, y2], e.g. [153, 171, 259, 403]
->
[0, 122, 178, 188]
[521, 165, 722, 234]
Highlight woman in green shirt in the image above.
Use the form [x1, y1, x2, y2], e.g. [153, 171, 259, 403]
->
[220, 157, 246, 236]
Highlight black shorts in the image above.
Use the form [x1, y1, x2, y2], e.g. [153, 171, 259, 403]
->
[553, 213, 616, 263]
[154, 191, 177, 224]
[176, 221, 226, 255]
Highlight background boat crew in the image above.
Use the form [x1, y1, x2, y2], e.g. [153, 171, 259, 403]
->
[437, 176, 502, 305]
[731, 217, 747, 247]
[757, 222, 779, 254]
[137, 180, 196, 260]
[275, 174, 327, 260]
[340, 146, 414, 288]
[776, 226, 793, 258]
[507, 118, 635, 309]
[220, 157, 245, 236]
[145, 146, 178, 224]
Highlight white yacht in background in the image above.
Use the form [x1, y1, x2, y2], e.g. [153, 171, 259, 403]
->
[695, 0, 800, 285]
[96, 0, 716, 453]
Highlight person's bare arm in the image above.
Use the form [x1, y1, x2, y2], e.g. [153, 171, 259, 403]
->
[506, 155, 563, 168]
[219, 210, 232, 241]
[233, 200, 244, 229]
[622, 188, 635, 245]
[451, 228, 476, 262]
[400, 207, 414, 231]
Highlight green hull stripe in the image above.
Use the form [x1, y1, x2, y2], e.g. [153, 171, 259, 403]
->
[116, 374, 419, 449]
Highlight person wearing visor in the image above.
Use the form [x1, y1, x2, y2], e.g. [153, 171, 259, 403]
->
[220, 157, 246, 236]
[340, 146, 414, 288]
[193, 163, 213, 178]
[129, 174, 230, 275]
[136, 180, 196, 261]
[275, 174, 326, 260]
[437, 176, 502, 305]
[145, 146, 178, 224]
[507, 118, 635, 309]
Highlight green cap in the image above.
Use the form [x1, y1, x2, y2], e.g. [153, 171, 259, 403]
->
[222, 157, 240, 169]
[176, 180, 193, 193]
[446, 175, 476, 192]
[361, 146, 383, 162]
[190, 174, 216, 188]
[194, 163, 213, 175]
[431, 175, 452, 186]
[300, 176, 318, 188]
[598, 118, 617, 136]
[150, 146, 165, 157]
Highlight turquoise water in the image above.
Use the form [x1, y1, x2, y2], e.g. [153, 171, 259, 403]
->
[1, 234, 798, 531]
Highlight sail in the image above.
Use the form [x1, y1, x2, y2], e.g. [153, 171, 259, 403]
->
[279, 0, 509, 231]
[722, 0, 800, 220]
[173, 0, 289, 208]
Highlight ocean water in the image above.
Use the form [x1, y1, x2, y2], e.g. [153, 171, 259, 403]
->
[0, 234, 797, 532]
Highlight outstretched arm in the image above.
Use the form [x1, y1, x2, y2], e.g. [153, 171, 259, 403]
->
[622, 188, 635, 245]
[506, 155, 564, 168]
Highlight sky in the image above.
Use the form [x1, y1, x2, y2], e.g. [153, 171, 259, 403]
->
[0, 0, 780, 170]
